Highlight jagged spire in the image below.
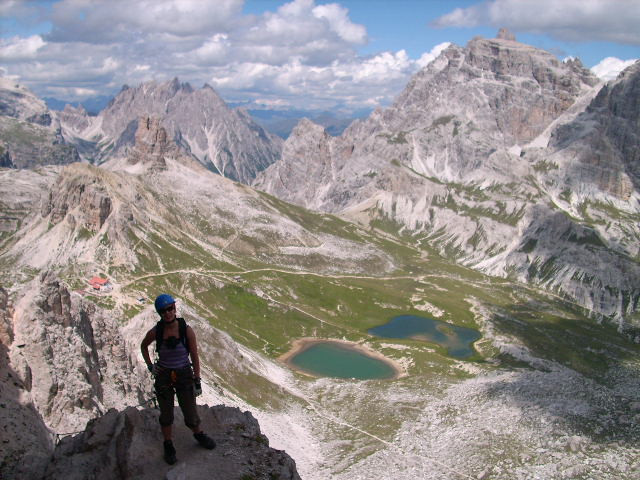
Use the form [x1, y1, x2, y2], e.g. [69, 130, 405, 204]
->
[496, 27, 516, 41]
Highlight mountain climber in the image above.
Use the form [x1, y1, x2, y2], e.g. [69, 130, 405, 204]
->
[140, 293, 216, 465]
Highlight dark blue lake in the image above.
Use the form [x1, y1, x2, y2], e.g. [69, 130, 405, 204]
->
[368, 315, 481, 359]
[288, 341, 397, 380]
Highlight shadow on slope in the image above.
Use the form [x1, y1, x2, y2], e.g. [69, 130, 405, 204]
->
[487, 298, 640, 449]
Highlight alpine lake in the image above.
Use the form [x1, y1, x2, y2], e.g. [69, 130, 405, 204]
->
[284, 315, 482, 380]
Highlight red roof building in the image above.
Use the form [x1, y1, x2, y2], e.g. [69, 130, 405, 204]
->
[88, 277, 111, 290]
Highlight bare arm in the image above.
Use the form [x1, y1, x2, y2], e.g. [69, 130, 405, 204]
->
[140, 328, 156, 370]
[186, 326, 200, 378]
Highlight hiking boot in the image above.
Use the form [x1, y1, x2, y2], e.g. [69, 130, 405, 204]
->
[163, 440, 177, 465]
[194, 432, 216, 449]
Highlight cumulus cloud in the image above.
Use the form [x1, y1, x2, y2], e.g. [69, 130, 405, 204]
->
[0, 35, 46, 60]
[47, 0, 243, 42]
[433, 0, 640, 45]
[312, 2, 367, 44]
[416, 42, 451, 68]
[1, 0, 446, 108]
[591, 57, 639, 81]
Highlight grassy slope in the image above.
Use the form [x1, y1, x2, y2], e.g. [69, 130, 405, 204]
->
[114, 196, 638, 385]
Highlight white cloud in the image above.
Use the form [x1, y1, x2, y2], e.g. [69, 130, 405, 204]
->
[591, 57, 638, 81]
[416, 42, 451, 69]
[0, 35, 46, 60]
[0, 0, 39, 19]
[0, 0, 450, 111]
[48, 0, 243, 42]
[312, 3, 367, 44]
[434, 0, 640, 45]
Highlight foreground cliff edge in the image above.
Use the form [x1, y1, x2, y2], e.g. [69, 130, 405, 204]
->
[46, 405, 301, 480]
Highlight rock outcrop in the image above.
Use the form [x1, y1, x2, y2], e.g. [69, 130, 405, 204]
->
[127, 116, 173, 170]
[547, 60, 640, 197]
[7, 272, 149, 434]
[41, 168, 112, 231]
[44, 405, 301, 480]
[0, 286, 55, 480]
[125, 116, 207, 173]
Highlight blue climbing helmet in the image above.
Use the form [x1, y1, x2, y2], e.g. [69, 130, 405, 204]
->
[154, 293, 175, 313]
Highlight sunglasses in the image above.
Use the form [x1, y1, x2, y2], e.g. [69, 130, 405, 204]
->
[160, 304, 176, 314]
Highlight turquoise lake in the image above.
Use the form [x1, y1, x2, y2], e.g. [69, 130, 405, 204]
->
[368, 315, 481, 359]
[288, 342, 397, 380]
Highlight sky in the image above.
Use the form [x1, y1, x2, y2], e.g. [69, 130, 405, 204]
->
[1, 0, 639, 113]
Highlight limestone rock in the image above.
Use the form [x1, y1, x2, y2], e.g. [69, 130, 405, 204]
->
[254, 32, 640, 323]
[44, 405, 301, 480]
[496, 28, 516, 41]
[0, 77, 50, 123]
[253, 118, 335, 210]
[8, 272, 149, 433]
[127, 116, 172, 170]
[0, 78, 80, 168]
[56, 78, 283, 184]
[41, 168, 112, 231]
[0, 286, 55, 480]
[548, 60, 640, 196]
[55, 104, 90, 133]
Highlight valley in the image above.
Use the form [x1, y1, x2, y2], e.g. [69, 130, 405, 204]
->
[1, 30, 639, 479]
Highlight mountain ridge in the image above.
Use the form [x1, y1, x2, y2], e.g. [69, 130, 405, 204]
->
[55, 77, 284, 184]
[254, 32, 640, 326]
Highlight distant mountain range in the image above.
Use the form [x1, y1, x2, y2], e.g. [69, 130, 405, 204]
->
[237, 106, 372, 138]
[44, 95, 114, 116]
[43, 94, 369, 139]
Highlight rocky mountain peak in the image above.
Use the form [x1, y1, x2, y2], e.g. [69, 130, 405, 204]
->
[127, 116, 174, 169]
[589, 60, 640, 124]
[255, 33, 639, 323]
[57, 77, 283, 183]
[428, 30, 597, 144]
[291, 117, 328, 138]
[548, 60, 640, 197]
[0, 76, 51, 125]
[41, 164, 113, 231]
[56, 103, 90, 132]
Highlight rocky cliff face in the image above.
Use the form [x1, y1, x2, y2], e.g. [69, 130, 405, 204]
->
[0, 272, 150, 479]
[0, 78, 80, 168]
[41, 172, 112, 231]
[7, 272, 149, 432]
[0, 77, 51, 125]
[254, 31, 640, 325]
[545, 60, 640, 199]
[57, 78, 283, 184]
